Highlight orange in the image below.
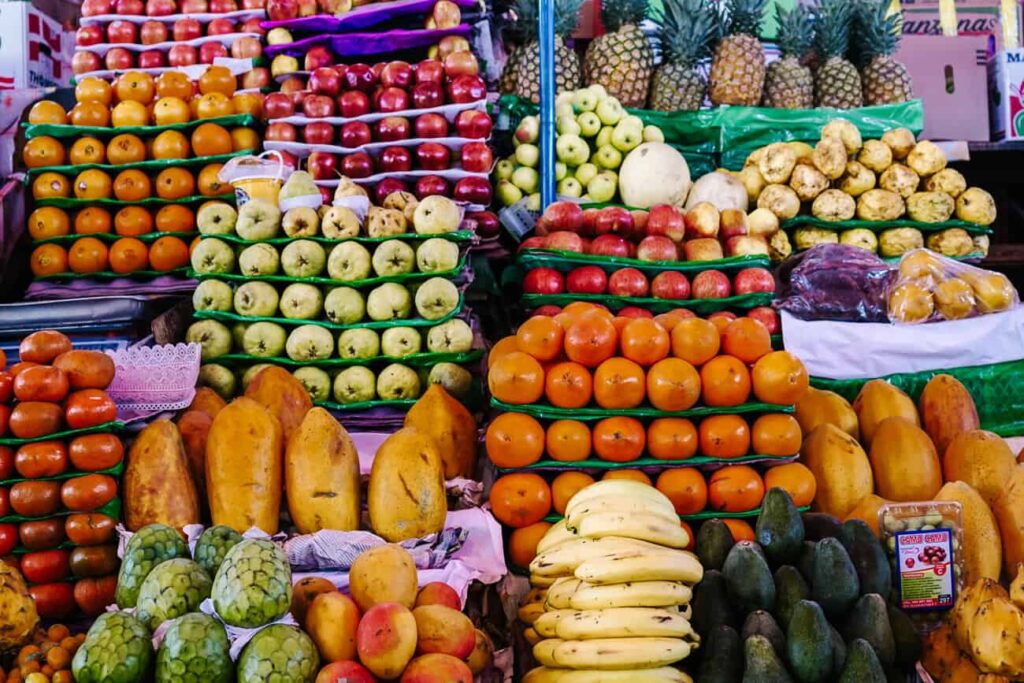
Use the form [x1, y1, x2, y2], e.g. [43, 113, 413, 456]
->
[197, 163, 227, 196]
[619, 318, 670, 366]
[508, 522, 552, 568]
[27, 207, 70, 240]
[148, 236, 190, 271]
[670, 317, 720, 366]
[106, 134, 146, 165]
[646, 357, 700, 412]
[198, 65, 236, 96]
[73, 169, 113, 200]
[115, 71, 156, 104]
[708, 465, 765, 513]
[155, 205, 195, 233]
[647, 417, 698, 461]
[30, 243, 68, 277]
[752, 351, 809, 405]
[763, 462, 817, 507]
[150, 130, 190, 160]
[114, 206, 153, 236]
[152, 96, 191, 126]
[680, 520, 695, 550]
[113, 169, 152, 202]
[488, 336, 519, 370]
[700, 355, 751, 407]
[485, 412, 545, 469]
[191, 122, 233, 156]
[564, 312, 618, 368]
[155, 71, 194, 101]
[231, 94, 262, 118]
[69, 137, 106, 165]
[602, 469, 652, 485]
[32, 172, 70, 199]
[592, 416, 645, 463]
[74, 207, 112, 235]
[546, 420, 591, 462]
[488, 351, 545, 405]
[68, 237, 109, 274]
[698, 414, 751, 459]
[154, 167, 196, 200]
[751, 413, 802, 457]
[516, 316, 565, 362]
[28, 100, 67, 125]
[721, 318, 772, 364]
[708, 311, 737, 334]
[195, 92, 234, 119]
[721, 518, 755, 542]
[593, 357, 645, 409]
[111, 100, 149, 127]
[610, 316, 630, 337]
[551, 471, 595, 515]
[230, 126, 260, 152]
[75, 77, 113, 105]
[489, 472, 551, 528]
[654, 312, 686, 332]
[544, 361, 592, 409]
[656, 468, 707, 515]
[68, 101, 110, 128]
[108, 237, 149, 274]
[22, 136, 65, 168]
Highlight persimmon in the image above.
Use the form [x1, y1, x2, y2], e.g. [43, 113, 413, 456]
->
[602, 469, 652, 485]
[148, 236, 189, 271]
[488, 351, 545, 405]
[551, 471, 595, 515]
[656, 468, 707, 515]
[74, 207, 112, 235]
[564, 312, 617, 368]
[198, 65, 236, 96]
[485, 412, 544, 469]
[698, 414, 751, 459]
[592, 416, 645, 463]
[508, 521, 551, 568]
[68, 137, 106, 165]
[112, 169, 152, 202]
[700, 355, 751, 407]
[191, 123, 233, 157]
[155, 71, 194, 100]
[751, 413, 802, 457]
[670, 318, 720, 366]
[487, 336, 519, 370]
[489, 473, 551, 528]
[722, 518, 755, 542]
[33, 172, 70, 199]
[74, 77, 113, 106]
[30, 244, 68, 277]
[619, 318, 670, 366]
[593, 357, 645, 409]
[545, 420, 591, 462]
[646, 417, 698, 460]
[752, 351, 809, 405]
[610, 316, 631, 337]
[646, 358, 700, 412]
[27, 207, 70, 241]
[544, 361, 592, 409]
[763, 462, 817, 507]
[22, 136, 65, 169]
[73, 169, 112, 200]
[721, 318, 772, 364]
[68, 101, 110, 128]
[28, 100, 67, 125]
[114, 206, 153, 236]
[708, 465, 765, 512]
[516, 316, 564, 362]
[152, 96, 190, 125]
[108, 237, 148, 274]
[115, 72, 156, 104]
[111, 100, 149, 127]
[106, 134, 146, 165]
[68, 238, 109, 274]
[154, 167, 195, 200]
[154, 205, 195, 233]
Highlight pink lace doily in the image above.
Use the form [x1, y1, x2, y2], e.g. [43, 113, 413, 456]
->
[105, 343, 201, 412]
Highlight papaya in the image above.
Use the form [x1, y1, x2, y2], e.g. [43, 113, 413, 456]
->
[404, 385, 477, 479]
[867, 417, 942, 501]
[285, 407, 360, 534]
[919, 374, 980, 456]
[843, 494, 889, 538]
[368, 427, 446, 542]
[243, 365, 312, 442]
[123, 420, 199, 533]
[801, 423, 874, 519]
[853, 380, 919, 448]
[934, 481, 1002, 584]
[206, 397, 283, 535]
[175, 410, 212, 516]
[942, 430, 1016, 506]
[183, 387, 227, 422]
[795, 387, 859, 441]
[992, 464, 1024, 576]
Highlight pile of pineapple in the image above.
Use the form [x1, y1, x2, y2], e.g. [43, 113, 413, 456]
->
[736, 120, 996, 260]
[500, 0, 912, 113]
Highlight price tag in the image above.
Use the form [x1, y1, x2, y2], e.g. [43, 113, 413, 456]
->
[894, 528, 957, 611]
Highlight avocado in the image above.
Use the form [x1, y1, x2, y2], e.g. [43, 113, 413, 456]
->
[773, 565, 810, 628]
[697, 624, 742, 683]
[840, 519, 892, 597]
[802, 512, 843, 542]
[838, 638, 887, 683]
[811, 538, 860, 619]
[797, 541, 816, 584]
[742, 610, 786, 658]
[696, 518, 737, 571]
[723, 541, 776, 614]
[743, 635, 794, 683]
[756, 488, 805, 567]
[829, 624, 847, 676]
[887, 602, 922, 668]
[786, 600, 834, 683]
[842, 593, 895, 667]
[692, 570, 737, 636]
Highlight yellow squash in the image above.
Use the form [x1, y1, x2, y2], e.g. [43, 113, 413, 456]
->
[867, 416, 942, 501]
[123, 420, 199, 532]
[919, 374, 980, 455]
[853, 379, 920, 447]
[800, 423, 873, 519]
[943, 430, 1016, 506]
[368, 427, 446, 542]
[935, 481, 1002, 584]
[404, 385, 477, 479]
[285, 407, 360, 534]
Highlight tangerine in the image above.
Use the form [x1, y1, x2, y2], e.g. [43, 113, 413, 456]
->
[680, 520, 695, 550]
[592, 416, 645, 463]
[489, 473, 551, 528]
[195, 92, 233, 119]
[752, 351, 809, 405]
[656, 468, 707, 515]
[152, 96, 191, 125]
[191, 122, 232, 156]
[27, 207, 70, 240]
[700, 355, 751, 407]
[197, 163, 227, 196]
[545, 420, 591, 462]
[28, 100, 67, 125]
[485, 412, 545, 469]
[73, 169, 113, 200]
[29, 244, 68, 277]
[593, 357, 645, 409]
[763, 463, 817, 507]
[108, 237, 148, 274]
[231, 94, 262, 118]
[646, 417, 698, 461]
[721, 518, 755, 542]
[721, 317, 772, 364]
[148, 236, 190, 271]
[602, 469, 652, 485]
[487, 336, 519, 370]
[68, 137, 106, 165]
[670, 318, 721, 366]
[231, 127, 259, 152]
[150, 130, 190, 160]
[619, 318, 670, 366]
[508, 522, 552, 568]
[155, 71, 194, 100]
[198, 65, 236, 96]
[115, 71, 156, 104]
[564, 312, 617, 368]
[708, 311, 737, 334]
[68, 237, 109, 274]
[22, 136, 65, 168]
[155, 205, 195, 233]
[154, 167, 196, 200]
[708, 465, 764, 512]
[68, 101, 110, 127]
[113, 206, 153, 236]
[106, 134, 146, 165]
[551, 471, 595, 515]
[75, 77, 113, 105]
[646, 357, 700, 412]
[32, 172, 70, 199]
[111, 100, 149, 127]
[74, 207, 112, 234]
[488, 351, 545, 405]
[113, 169, 152, 202]
[698, 414, 751, 459]
[544, 361, 593, 409]
[654, 312, 686, 332]
[751, 413, 802, 457]
[516, 316, 564, 362]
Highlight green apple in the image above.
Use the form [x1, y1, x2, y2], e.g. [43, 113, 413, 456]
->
[556, 91, 574, 109]
[376, 363, 421, 400]
[366, 282, 412, 321]
[371, 239, 415, 277]
[643, 125, 665, 143]
[286, 325, 335, 361]
[416, 238, 460, 273]
[323, 286, 365, 325]
[426, 318, 473, 353]
[198, 363, 236, 400]
[526, 193, 541, 211]
[193, 279, 233, 312]
[515, 143, 540, 168]
[337, 328, 380, 359]
[494, 158, 515, 181]
[514, 115, 539, 144]
[327, 242, 372, 282]
[428, 362, 472, 398]
[511, 166, 539, 194]
[623, 114, 645, 130]
[281, 240, 327, 278]
[557, 115, 582, 137]
[573, 88, 598, 112]
[554, 162, 568, 181]
[292, 366, 330, 402]
[587, 172, 618, 203]
[594, 144, 623, 170]
[555, 134, 590, 167]
[278, 283, 323, 320]
[588, 84, 608, 100]
[235, 199, 281, 240]
[496, 180, 524, 206]
[557, 177, 583, 198]
[242, 322, 287, 358]
[595, 126, 614, 149]
[576, 111, 601, 138]
[611, 122, 643, 153]
[186, 320, 233, 361]
[595, 98, 624, 126]
[381, 326, 422, 358]
[238, 243, 280, 276]
[555, 102, 575, 119]
[190, 238, 236, 274]
[414, 277, 460, 320]
[234, 281, 279, 318]
[575, 162, 599, 187]
[333, 366, 376, 404]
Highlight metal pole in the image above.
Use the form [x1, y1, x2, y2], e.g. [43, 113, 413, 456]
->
[538, 0, 556, 210]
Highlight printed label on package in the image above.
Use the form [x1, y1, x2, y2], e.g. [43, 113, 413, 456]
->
[895, 527, 956, 611]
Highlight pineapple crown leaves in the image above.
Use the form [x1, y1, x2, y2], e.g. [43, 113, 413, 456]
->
[813, 0, 854, 60]
[722, 0, 768, 38]
[599, 0, 649, 33]
[658, 0, 718, 67]
[855, 0, 902, 64]
[775, 3, 814, 59]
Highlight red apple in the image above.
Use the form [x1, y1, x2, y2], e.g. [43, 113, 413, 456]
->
[280, 77, 306, 103]
[82, 0, 113, 16]
[76, 26, 105, 46]
[415, 175, 449, 199]
[581, 208, 600, 236]
[747, 307, 780, 334]
[436, 35, 469, 60]
[231, 36, 263, 60]
[137, 50, 166, 68]
[651, 272, 690, 300]
[608, 268, 649, 297]
[304, 46, 334, 72]
[72, 51, 102, 75]
[307, 151, 339, 180]
[206, 18, 236, 35]
[415, 113, 448, 138]
[332, 64, 348, 81]
[416, 58, 445, 84]
[447, 74, 486, 103]
[240, 16, 264, 34]
[683, 238, 724, 262]
[726, 236, 769, 258]
[379, 146, 413, 172]
[115, 0, 144, 13]
[444, 50, 479, 78]
[567, 266, 607, 294]
[523, 268, 565, 295]
[139, 21, 167, 45]
[459, 141, 493, 173]
[733, 267, 775, 295]
[672, 308, 697, 320]
[277, 151, 300, 171]
[646, 204, 685, 242]
[377, 86, 409, 113]
[593, 207, 634, 237]
[619, 306, 654, 319]
[538, 201, 585, 234]
[340, 121, 372, 148]
[545, 231, 584, 253]
[467, 210, 499, 238]
[518, 236, 547, 251]
[315, 662, 375, 683]
[296, 0, 316, 16]
[242, 68, 271, 90]
[374, 178, 409, 204]
[267, 0, 298, 20]
[302, 94, 335, 118]
[209, 0, 237, 10]
[303, 121, 334, 145]
[692, 270, 732, 299]
[263, 92, 295, 119]
[636, 236, 678, 262]
[719, 208, 749, 240]
[198, 42, 228, 64]
[376, 117, 410, 142]
[104, 48, 134, 71]
[412, 82, 444, 109]
[309, 67, 341, 96]
[344, 63, 377, 92]
[172, 18, 201, 42]
[589, 234, 632, 258]
[265, 122, 298, 142]
[106, 20, 138, 43]
[684, 202, 720, 239]
[631, 210, 649, 238]
[145, 0, 176, 15]
[454, 109, 492, 139]
[532, 305, 563, 316]
[337, 91, 370, 117]
[380, 61, 413, 88]
[453, 177, 491, 205]
[341, 152, 373, 178]
[181, 0, 208, 10]
[416, 142, 450, 171]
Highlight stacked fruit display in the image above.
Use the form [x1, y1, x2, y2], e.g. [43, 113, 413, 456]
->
[0, 619, 86, 683]
[517, 480, 703, 678]
[24, 68, 259, 282]
[0, 331, 123, 621]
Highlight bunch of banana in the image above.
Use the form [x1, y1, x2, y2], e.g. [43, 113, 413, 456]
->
[519, 480, 702, 678]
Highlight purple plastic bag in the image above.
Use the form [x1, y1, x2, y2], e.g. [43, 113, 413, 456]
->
[774, 243, 895, 323]
[25, 275, 197, 301]
[264, 24, 471, 58]
[261, 0, 477, 32]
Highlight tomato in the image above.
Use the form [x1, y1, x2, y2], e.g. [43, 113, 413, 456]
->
[0, 404, 10, 437]
[8, 402, 63, 439]
[52, 350, 116, 391]
[0, 370, 13, 402]
[68, 434, 123, 471]
[0, 486, 8, 516]
[64, 390, 117, 429]
[64, 513, 115, 546]
[29, 582, 75, 619]
[9, 481, 61, 517]
[14, 441, 68, 479]
[0, 523, 17, 556]
[18, 519, 65, 551]
[19, 330, 72, 364]
[12, 366, 69, 403]
[69, 544, 117, 578]
[9, 361, 40, 377]
[60, 474, 117, 512]
[74, 575, 116, 617]
[0, 446, 14, 479]
[21, 549, 70, 583]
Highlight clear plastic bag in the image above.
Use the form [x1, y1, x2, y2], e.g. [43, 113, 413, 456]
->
[774, 243, 894, 322]
[888, 248, 1020, 324]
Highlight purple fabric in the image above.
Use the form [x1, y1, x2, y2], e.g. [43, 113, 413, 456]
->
[264, 24, 471, 58]
[25, 275, 197, 300]
[261, 0, 477, 32]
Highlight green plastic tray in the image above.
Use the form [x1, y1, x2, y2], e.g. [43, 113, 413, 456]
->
[34, 231, 195, 246]
[522, 291, 774, 315]
[35, 194, 234, 209]
[782, 216, 992, 235]
[518, 250, 770, 276]
[316, 398, 417, 411]
[540, 504, 810, 524]
[0, 421, 124, 447]
[24, 114, 257, 140]
[33, 268, 190, 282]
[12, 541, 75, 556]
[25, 150, 254, 178]
[495, 453, 798, 472]
[1, 462, 123, 486]
[212, 349, 482, 368]
[0, 497, 121, 524]
[212, 230, 475, 247]
[490, 399, 794, 421]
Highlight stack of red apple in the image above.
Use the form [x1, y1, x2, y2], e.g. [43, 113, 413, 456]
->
[74, 0, 269, 82]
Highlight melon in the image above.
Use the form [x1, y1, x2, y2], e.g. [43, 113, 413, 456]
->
[618, 143, 691, 209]
[684, 171, 749, 211]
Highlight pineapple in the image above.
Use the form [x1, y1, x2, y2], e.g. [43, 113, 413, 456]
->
[582, 0, 654, 108]
[648, 0, 717, 111]
[708, 0, 768, 106]
[762, 4, 814, 108]
[501, 0, 583, 102]
[857, 0, 913, 105]
[813, 0, 863, 109]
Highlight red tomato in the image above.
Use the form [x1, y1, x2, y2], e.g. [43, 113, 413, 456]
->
[18, 518, 65, 551]
[19, 330, 72, 363]
[0, 524, 17, 556]
[64, 389, 117, 429]
[13, 365, 69, 403]
[0, 404, 10, 437]
[68, 434, 124, 471]
[0, 446, 14, 479]
[60, 474, 117, 512]
[65, 513, 116, 546]
[20, 548, 71, 583]
[14, 441, 68, 479]
[74, 575, 116, 617]
[0, 487, 8, 517]
[29, 582, 76, 619]
[0, 370, 13, 403]
[9, 361, 40, 377]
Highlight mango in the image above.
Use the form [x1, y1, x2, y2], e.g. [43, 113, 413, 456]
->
[795, 387, 859, 440]
[466, 629, 494, 675]
[919, 374, 979, 455]
[349, 544, 418, 612]
[286, 407, 360, 534]
[414, 582, 461, 610]
[943, 430, 1016, 506]
[244, 365, 312, 442]
[306, 591, 360, 662]
[400, 654, 473, 682]
[843, 494, 889, 537]
[291, 576, 336, 625]
[993, 464, 1024, 576]
[315, 661, 375, 683]
[412, 604, 476, 659]
[184, 386, 226, 421]
[801, 423, 874, 519]
[123, 420, 199, 533]
[368, 427, 446, 542]
[935, 481, 1002, 584]
[867, 417, 942, 501]
[404, 385, 478, 479]
[355, 602, 417, 680]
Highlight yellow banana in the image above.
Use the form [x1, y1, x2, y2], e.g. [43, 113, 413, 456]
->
[535, 609, 575, 638]
[522, 587, 548, 606]
[536, 519, 578, 554]
[558, 668, 693, 682]
[545, 577, 583, 610]
[575, 512, 690, 548]
[565, 497, 679, 531]
[533, 638, 565, 667]
[531, 573, 558, 588]
[519, 601, 546, 625]
[569, 580, 692, 610]
[552, 637, 693, 670]
[530, 536, 669, 577]
[565, 480, 675, 517]
[555, 607, 694, 640]
[524, 627, 543, 646]
[523, 667, 566, 683]
[679, 604, 692, 621]
[575, 551, 704, 585]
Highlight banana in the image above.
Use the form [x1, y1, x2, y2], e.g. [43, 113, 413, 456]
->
[531, 573, 558, 588]
[555, 607, 694, 640]
[545, 577, 582, 610]
[558, 668, 693, 682]
[522, 587, 548, 606]
[533, 638, 565, 667]
[575, 550, 704, 585]
[564, 480, 675, 517]
[523, 627, 543, 646]
[530, 536, 670, 577]
[523, 667, 566, 683]
[536, 519, 578, 554]
[569, 581, 692, 610]
[552, 637, 692, 670]
[679, 604, 692, 621]
[518, 601, 546, 625]
[535, 609, 575, 638]
[574, 512, 689, 548]
[565, 497, 679, 531]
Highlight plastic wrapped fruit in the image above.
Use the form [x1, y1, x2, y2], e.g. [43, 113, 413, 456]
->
[964, 271, 1016, 313]
[889, 281, 935, 323]
[899, 249, 944, 281]
[879, 227, 924, 258]
[933, 278, 976, 320]
[926, 228, 975, 258]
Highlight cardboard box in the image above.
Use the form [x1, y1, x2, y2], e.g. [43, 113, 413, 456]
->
[896, 34, 991, 141]
[989, 48, 1024, 140]
[0, 1, 72, 90]
[900, 0, 1020, 55]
